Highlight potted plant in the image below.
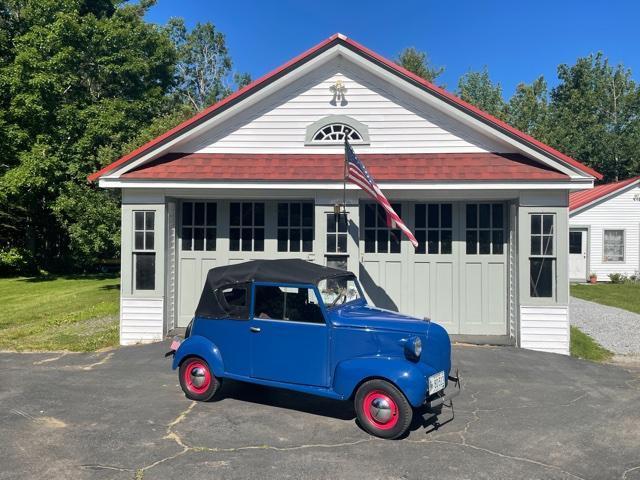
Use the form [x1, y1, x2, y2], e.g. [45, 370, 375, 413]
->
[589, 273, 597, 284]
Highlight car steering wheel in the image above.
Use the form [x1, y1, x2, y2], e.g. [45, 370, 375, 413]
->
[330, 289, 348, 307]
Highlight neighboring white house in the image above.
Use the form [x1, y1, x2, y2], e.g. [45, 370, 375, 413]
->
[569, 176, 640, 282]
[90, 34, 600, 355]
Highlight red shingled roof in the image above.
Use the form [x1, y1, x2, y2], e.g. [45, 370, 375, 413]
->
[88, 34, 601, 182]
[570, 176, 640, 211]
[122, 152, 569, 181]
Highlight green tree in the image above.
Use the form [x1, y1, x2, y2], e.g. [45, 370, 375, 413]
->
[507, 76, 550, 140]
[457, 67, 507, 120]
[397, 47, 444, 84]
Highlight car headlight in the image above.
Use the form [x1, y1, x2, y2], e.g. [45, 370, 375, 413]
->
[406, 336, 422, 359]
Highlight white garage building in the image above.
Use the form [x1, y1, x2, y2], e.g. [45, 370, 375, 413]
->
[90, 34, 600, 355]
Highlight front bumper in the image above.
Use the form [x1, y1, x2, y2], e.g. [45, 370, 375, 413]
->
[426, 370, 461, 409]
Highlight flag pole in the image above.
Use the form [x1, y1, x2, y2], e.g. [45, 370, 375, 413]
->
[343, 139, 348, 216]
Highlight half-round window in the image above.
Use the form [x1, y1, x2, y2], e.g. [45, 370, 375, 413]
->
[312, 123, 362, 142]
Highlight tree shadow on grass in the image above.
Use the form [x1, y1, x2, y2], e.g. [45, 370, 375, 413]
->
[19, 273, 120, 283]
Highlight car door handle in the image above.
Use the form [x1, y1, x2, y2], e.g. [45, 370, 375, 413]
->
[250, 327, 261, 333]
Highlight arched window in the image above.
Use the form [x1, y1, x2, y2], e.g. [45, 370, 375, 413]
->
[312, 124, 362, 142]
[305, 115, 370, 145]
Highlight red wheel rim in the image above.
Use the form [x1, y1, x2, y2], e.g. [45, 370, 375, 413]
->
[183, 360, 212, 394]
[361, 390, 399, 430]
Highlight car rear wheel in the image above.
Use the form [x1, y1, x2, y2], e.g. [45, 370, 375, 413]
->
[354, 379, 413, 439]
[179, 357, 220, 401]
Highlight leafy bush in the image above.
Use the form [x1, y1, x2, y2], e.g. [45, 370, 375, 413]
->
[608, 273, 627, 284]
[0, 248, 36, 276]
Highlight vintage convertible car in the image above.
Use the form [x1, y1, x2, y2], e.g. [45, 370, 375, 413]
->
[169, 259, 459, 439]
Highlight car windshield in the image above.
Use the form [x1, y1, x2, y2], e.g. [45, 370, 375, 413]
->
[317, 276, 362, 308]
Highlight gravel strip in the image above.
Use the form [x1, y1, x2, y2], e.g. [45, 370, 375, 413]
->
[570, 297, 640, 355]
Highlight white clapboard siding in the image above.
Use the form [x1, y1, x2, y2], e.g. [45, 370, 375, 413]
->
[179, 58, 511, 154]
[520, 306, 569, 355]
[120, 297, 164, 346]
[570, 184, 640, 280]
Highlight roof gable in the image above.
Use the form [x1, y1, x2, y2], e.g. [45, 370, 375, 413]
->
[570, 176, 640, 212]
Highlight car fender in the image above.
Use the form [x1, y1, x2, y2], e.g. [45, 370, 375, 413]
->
[333, 356, 438, 407]
[171, 335, 224, 376]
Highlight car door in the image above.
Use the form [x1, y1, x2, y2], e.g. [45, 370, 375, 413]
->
[249, 283, 329, 387]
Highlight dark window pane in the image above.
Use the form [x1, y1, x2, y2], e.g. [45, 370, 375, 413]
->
[415, 204, 426, 229]
[254, 228, 264, 251]
[530, 258, 553, 297]
[290, 203, 301, 226]
[302, 203, 313, 227]
[193, 228, 204, 250]
[182, 228, 192, 251]
[531, 214, 541, 235]
[230, 228, 240, 251]
[441, 204, 452, 229]
[145, 232, 154, 250]
[278, 229, 288, 252]
[364, 204, 375, 228]
[391, 203, 401, 216]
[466, 205, 477, 228]
[416, 230, 426, 254]
[543, 215, 554, 235]
[230, 203, 240, 226]
[542, 234, 553, 255]
[492, 204, 503, 228]
[241, 228, 252, 251]
[479, 204, 490, 228]
[181, 203, 192, 226]
[290, 228, 301, 252]
[145, 211, 155, 230]
[337, 233, 347, 253]
[427, 229, 439, 254]
[206, 203, 216, 226]
[302, 228, 313, 252]
[327, 214, 336, 233]
[242, 203, 252, 226]
[337, 214, 347, 233]
[135, 211, 144, 230]
[531, 235, 541, 255]
[364, 229, 375, 253]
[390, 230, 401, 253]
[493, 230, 504, 254]
[428, 204, 439, 228]
[278, 203, 288, 227]
[466, 230, 477, 254]
[479, 230, 491, 254]
[376, 205, 387, 227]
[134, 232, 144, 250]
[194, 203, 204, 225]
[206, 228, 216, 251]
[441, 230, 452, 254]
[377, 229, 388, 253]
[135, 253, 155, 290]
[569, 231, 582, 254]
[326, 234, 336, 253]
[254, 203, 264, 226]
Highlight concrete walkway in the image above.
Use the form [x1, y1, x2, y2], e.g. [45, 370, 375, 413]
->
[570, 296, 640, 356]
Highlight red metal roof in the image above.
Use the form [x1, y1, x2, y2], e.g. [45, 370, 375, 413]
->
[122, 152, 569, 181]
[89, 33, 601, 182]
[569, 176, 640, 211]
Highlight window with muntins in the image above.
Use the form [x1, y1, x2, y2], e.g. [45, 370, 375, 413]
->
[230, 202, 265, 252]
[277, 202, 313, 252]
[530, 213, 555, 298]
[312, 124, 362, 142]
[415, 204, 452, 254]
[326, 213, 348, 253]
[181, 202, 216, 251]
[364, 203, 402, 254]
[465, 204, 504, 255]
[133, 211, 155, 291]
[603, 230, 624, 262]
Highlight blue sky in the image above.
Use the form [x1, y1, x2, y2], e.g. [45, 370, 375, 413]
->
[146, 0, 640, 98]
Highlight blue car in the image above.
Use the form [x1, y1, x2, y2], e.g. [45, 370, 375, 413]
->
[169, 259, 460, 439]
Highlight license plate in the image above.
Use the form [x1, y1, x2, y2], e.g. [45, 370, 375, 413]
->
[169, 336, 182, 351]
[428, 371, 446, 395]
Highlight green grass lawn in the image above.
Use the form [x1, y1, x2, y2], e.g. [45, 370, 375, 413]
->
[0, 275, 120, 352]
[570, 326, 613, 362]
[571, 282, 640, 315]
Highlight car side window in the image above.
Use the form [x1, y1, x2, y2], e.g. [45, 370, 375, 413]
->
[253, 285, 325, 324]
[215, 285, 249, 320]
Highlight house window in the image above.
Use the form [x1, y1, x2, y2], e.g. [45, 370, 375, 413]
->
[530, 213, 555, 298]
[569, 231, 583, 254]
[230, 202, 264, 252]
[181, 202, 216, 251]
[312, 124, 362, 142]
[603, 230, 624, 262]
[363, 203, 402, 254]
[465, 204, 504, 255]
[277, 202, 313, 252]
[326, 213, 348, 253]
[415, 204, 452, 254]
[133, 211, 155, 291]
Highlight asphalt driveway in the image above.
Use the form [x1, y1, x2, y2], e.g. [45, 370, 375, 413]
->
[1, 343, 639, 480]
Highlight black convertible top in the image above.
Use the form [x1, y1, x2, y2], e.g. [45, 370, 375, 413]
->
[195, 259, 353, 319]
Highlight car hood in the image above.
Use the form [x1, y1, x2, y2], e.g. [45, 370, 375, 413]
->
[331, 303, 432, 335]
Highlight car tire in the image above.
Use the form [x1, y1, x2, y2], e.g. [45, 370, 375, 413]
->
[179, 357, 220, 402]
[354, 379, 413, 440]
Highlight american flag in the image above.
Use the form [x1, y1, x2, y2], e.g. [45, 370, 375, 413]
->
[345, 140, 418, 248]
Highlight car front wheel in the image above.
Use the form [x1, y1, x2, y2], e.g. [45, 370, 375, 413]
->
[179, 357, 220, 401]
[354, 379, 413, 439]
